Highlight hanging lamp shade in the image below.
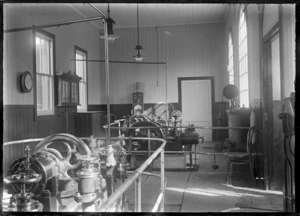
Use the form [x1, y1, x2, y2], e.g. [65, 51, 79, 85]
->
[134, 45, 144, 62]
[133, 4, 145, 61]
[100, 4, 119, 43]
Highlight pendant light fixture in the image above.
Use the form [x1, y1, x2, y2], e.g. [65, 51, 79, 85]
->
[100, 4, 119, 43]
[133, 4, 145, 61]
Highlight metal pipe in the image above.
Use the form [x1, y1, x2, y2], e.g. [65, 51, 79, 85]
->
[137, 175, 142, 212]
[4, 138, 43, 146]
[165, 64, 168, 125]
[134, 177, 138, 212]
[147, 128, 151, 171]
[89, 3, 106, 17]
[4, 16, 105, 33]
[160, 148, 165, 212]
[103, 125, 251, 130]
[128, 150, 232, 156]
[104, 16, 111, 144]
[71, 58, 166, 65]
[127, 171, 159, 178]
[97, 138, 166, 211]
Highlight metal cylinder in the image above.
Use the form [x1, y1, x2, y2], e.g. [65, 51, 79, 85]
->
[77, 169, 99, 194]
[227, 109, 241, 147]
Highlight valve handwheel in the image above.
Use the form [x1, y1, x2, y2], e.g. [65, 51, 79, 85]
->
[4, 145, 44, 212]
[4, 173, 42, 185]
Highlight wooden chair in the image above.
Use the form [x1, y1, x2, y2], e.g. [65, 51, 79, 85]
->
[226, 126, 256, 185]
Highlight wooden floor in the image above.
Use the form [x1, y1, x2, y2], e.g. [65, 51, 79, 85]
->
[124, 142, 284, 213]
[124, 170, 283, 213]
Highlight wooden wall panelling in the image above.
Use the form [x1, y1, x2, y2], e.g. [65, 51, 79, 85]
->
[212, 102, 229, 141]
[75, 112, 106, 138]
[76, 112, 83, 137]
[3, 105, 78, 175]
[250, 99, 265, 181]
[271, 100, 284, 190]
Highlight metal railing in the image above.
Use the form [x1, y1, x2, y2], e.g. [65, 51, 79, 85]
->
[79, 136, 166, 212]
[102, 119, 251, 169]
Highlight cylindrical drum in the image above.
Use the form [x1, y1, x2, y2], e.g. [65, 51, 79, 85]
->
[77, 170, 99, 194]
[227, 109, 242, 148]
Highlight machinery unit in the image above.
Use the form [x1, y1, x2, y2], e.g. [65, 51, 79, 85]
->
[3, 133, 129, 212]
[121, 113, 200, 170]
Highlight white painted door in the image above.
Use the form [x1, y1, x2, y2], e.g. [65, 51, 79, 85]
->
[181, 79, 212, 141]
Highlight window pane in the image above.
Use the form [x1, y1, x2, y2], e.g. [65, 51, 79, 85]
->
[228, 33, 234, 84]
[36, 38, 41, 73]
[41, 38, 50, 75]
[78, 82, 86, 110]
[36, 32, 54, 115]
[76, 49, 87, 112]
[37, 75, 43, 111]
[271, 37, 281, 100]
[239, 7, 249, 108]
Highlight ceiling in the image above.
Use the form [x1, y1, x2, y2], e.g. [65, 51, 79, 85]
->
[68, 3, 229, 29]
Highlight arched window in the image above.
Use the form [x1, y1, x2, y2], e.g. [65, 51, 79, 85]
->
[238, 6, 249, 107]
[228, 32, 234, 84]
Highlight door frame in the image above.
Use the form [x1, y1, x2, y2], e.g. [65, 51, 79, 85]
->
[178, 76, 215, 126]
[261, 22, 281, 190]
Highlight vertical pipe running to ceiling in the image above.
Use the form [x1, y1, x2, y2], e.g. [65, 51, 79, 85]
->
[137, 4, 140, 46]
[165, 64, 168, 124]
[104, 15, 110, 144]
[156, 26, 159, 87]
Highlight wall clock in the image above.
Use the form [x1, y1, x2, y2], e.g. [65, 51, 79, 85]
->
[20, 71, 33, 93]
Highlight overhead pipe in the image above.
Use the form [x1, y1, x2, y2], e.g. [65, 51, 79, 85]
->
[89, 3, 106, 17]
[4, 16, 105, 33]
[71, 58, 166, 65]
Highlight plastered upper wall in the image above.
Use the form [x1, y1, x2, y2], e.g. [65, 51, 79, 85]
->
[3, 3, 101, 105]
[99, 23, 226, 104]
[280, 5, 295, 98]
[263, 4, 279, 37]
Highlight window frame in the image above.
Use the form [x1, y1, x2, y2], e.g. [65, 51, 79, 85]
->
[238, 5, 250, 108]
[74, 45, 88, 112]
[227, 30, 235, 85]
[33, 29, 56, 118]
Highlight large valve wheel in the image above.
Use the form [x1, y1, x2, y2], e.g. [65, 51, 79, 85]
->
[34, 133, 91, 172]
[127, 121, 165, 151]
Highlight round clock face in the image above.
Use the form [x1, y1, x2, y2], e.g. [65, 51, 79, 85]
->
[24, 74, 33, 90]
[20, 71, 33, 92]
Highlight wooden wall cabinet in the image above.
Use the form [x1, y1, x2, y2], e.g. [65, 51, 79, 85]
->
[56, 72, 82, 106]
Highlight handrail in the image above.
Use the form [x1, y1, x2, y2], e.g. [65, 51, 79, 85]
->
[103, 124, 250, 130]
[4, 138, 44, 146]
[96, 137, 166, 212]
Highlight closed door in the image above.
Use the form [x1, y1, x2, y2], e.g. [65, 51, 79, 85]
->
[179, 78, 213, 141]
